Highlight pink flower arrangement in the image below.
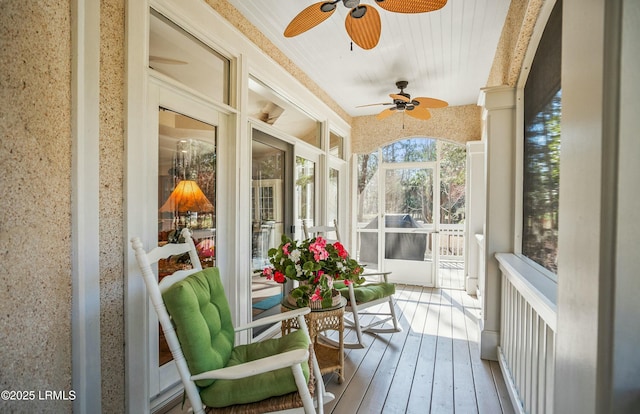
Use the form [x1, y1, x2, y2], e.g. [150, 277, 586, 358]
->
[263, 234, 365, 308]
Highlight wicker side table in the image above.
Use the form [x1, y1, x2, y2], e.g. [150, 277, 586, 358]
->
[281, 297, 346, 383]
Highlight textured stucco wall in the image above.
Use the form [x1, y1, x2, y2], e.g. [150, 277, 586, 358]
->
[100, 0, 126, 411]
[487, 0, 545, 88]
[0, 1, 73, 413]
[351, 104, 481, 154]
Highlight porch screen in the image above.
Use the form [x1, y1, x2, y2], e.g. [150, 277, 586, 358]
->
[522, 0, 562, 274]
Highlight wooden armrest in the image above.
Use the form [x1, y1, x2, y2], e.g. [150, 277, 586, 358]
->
[190, 348, 309, 381]
[234, 307, 311, 332]
[361, 270, 392, 283]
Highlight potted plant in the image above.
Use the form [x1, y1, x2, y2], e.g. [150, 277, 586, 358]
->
[262, 235, 365, 308]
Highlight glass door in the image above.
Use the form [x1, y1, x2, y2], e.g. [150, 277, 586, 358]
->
[146, 82, 223, 407]
[382, 166, 438, 286]
[250, 128, 293, 337]
[157, 108, 217, 381]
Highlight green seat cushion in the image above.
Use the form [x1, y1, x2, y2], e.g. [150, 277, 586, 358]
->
[334, 281, 395, 303]
[162, 267, 235, 388]
[200, 329, 311, 407]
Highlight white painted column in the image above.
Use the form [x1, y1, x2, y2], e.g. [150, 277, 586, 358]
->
[477, 86, 515, 361]
[556, 0, 640, 412]
[464, 140, 485, 295]
[71, 0, 102, 412]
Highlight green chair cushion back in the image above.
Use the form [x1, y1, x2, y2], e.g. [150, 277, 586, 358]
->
[334, 281, 396, 303]
[200, 329, 311, 407]
[162, 267, 235, 388]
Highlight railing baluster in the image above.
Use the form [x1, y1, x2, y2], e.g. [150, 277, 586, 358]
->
[497, 257, 556, 414]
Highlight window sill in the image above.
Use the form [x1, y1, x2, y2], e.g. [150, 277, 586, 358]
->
[495, 253, 557, 330]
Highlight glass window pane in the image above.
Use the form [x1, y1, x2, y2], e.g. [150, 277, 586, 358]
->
[382, 138, 437, 163]
[251, 132, 291, 336]
[356, 153, 379, 267]
[149, 10, 230, 104]
[439, 142, 466, 262]
[329, 131, 344, 159]
[328, 168, 339, 225]
[439, 142, 466, 225]
[385, 168, 433, 224]
[356, 153, 379, 225]
[295, 156, 315, 239]
[248, 76, 321, 148]
[157, 108, 216, 366]
[383, 168, 432, 262]
[251, 140, 285, 269]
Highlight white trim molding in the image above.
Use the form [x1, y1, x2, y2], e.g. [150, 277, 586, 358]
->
[71, 0, 102, 412]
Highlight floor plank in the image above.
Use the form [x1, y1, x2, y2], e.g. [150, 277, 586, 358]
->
[451, 289, 479, 414]
[429, 288, 455, 414]
[383, 287, 432, 413]
[356, 286, 421, 413]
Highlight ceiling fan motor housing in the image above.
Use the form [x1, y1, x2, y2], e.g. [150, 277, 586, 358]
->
[394, 80, 412, 103]
[343, 0, 361, 8]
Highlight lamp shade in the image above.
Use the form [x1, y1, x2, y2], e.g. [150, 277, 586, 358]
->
[159, 180, 214, 213]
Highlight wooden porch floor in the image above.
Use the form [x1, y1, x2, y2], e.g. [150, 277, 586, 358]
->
[166, 277, 514, 413]
[321, 284, 514, 414]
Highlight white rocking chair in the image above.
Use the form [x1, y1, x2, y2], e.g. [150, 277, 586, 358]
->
[131, 228, 333, 413]
[303, 221, 402, 349]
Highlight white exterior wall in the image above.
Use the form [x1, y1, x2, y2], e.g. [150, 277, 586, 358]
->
[555, 0, 640, 412]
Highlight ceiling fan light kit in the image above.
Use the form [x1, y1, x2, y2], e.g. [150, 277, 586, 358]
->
[284, 0, 447, 50]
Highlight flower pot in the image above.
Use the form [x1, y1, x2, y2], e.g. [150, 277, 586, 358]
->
[287, 288, 342, 309]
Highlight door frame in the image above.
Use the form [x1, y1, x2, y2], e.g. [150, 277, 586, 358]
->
[127, 75, 230, 410]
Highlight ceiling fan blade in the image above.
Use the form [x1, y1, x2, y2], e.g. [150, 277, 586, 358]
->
[413, 97, 448, 108]
[406, 107, 432, 120]
[390, 93, 410, 102]
[345, 5, 381, 50]
[356, 102, 394, 108]
[376, 107, 396, 120]
[284, 2, 336, 37]
[374, 0, 448, 14]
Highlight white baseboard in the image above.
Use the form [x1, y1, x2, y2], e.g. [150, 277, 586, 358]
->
[479, 328, 499, 361]
[465, 275, 478, 295]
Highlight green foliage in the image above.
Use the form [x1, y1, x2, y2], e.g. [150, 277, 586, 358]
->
[357, 138, 466, 225]
[263, 234, 365, 308]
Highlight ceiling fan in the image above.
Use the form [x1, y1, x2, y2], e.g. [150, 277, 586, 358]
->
[358, 81, 448, 120]
[284, 0, 448, 50]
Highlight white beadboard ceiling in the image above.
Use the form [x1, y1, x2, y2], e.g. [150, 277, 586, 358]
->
[227, 0, 511, 117]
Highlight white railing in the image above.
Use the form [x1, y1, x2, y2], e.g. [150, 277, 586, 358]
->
[438, 224, 465, 260]
[496, 253, 557, 414]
